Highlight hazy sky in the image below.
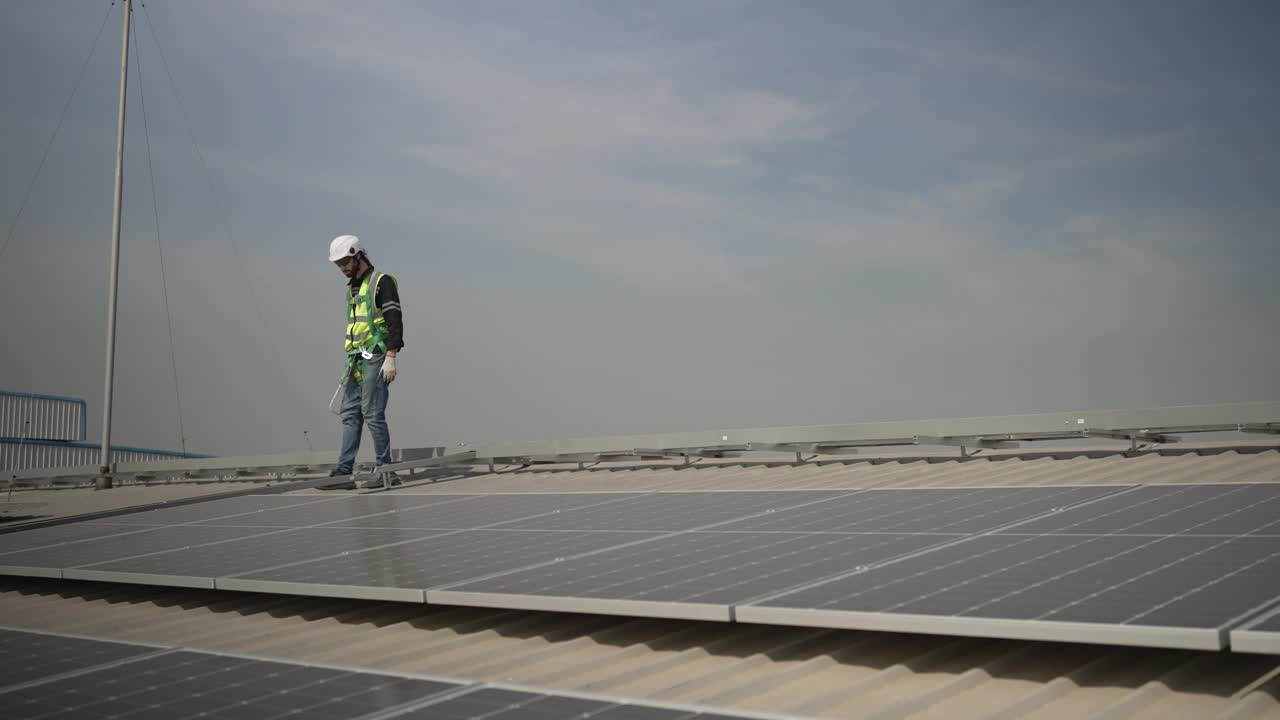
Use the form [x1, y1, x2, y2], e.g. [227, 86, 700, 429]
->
[2, 1, 1277, 457]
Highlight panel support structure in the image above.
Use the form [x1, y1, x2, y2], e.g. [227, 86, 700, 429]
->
[14, 400, 1280, 483]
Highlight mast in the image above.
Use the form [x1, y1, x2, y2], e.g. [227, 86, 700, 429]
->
[98, 0, 132, 490]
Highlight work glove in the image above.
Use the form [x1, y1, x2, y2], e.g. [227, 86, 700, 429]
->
[381, 354, 397, 383]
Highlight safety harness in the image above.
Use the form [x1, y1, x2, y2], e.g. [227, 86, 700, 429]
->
[344, 270, 392, 381]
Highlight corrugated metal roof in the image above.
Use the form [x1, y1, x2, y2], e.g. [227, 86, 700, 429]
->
[3, 445, 1280, 719]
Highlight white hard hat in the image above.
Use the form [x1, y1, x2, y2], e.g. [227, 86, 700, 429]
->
[328, 234, 362, 262]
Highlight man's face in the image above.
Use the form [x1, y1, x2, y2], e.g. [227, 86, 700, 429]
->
[335, 255, 357, 278]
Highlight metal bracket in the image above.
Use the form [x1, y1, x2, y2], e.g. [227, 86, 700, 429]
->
[1086, 429, 1177, 453]
[750, 442, 862, 457]
[914, 436, 1019, 457]
[677, 454, 704, 468]
[1241, 423, 1280, 435]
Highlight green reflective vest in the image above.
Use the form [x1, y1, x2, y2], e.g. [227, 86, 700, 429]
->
[345, 270, 396, 354]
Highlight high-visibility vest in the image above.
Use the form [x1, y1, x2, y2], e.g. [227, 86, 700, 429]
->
[345, 270, 396, 354]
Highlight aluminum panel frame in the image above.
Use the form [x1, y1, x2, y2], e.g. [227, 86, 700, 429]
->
[62, 568, 215, 589]
[733, 606, 1224, 651]
[426, 589, 731, 622]
[1230, 630, 1280, 654]
[0, 564, 61, 579]
[1228, 605, 1280, 654]
[215, 576, 425, 603]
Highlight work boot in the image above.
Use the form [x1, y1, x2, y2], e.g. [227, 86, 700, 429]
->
[372, 466, 403, 487]
[320, 468, 355, 490]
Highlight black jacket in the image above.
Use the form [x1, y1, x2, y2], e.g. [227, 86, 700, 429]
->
[348, 265, 404, 352]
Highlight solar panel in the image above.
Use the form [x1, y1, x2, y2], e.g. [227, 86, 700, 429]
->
[713, 486, 1125, 534]
[187, 493, 470, 528]
[327, 492, 648, 529]
[432, 531, 954, 621]
[999, 483, 1280, 536]
[219, 529, 662, 603]
[739, 532, 1280, 649]
[497, 490, 855, 532]
[65, 527, 449, 594]
[0, 648, 461, 720]
[0, 629, 162, 693]
[0, 628, 770, 719]
[0, 523, 151, 555]
[103, 494, 335, 526]
[9, 483, 1280, 652]
[0, 525, 281, 579]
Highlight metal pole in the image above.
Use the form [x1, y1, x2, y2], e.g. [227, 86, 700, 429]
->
[98, 0, 131, 491]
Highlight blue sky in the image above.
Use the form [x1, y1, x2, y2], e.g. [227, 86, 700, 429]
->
[1, 0, 1277, 456]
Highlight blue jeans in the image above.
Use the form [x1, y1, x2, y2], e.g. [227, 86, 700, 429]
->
[337, 354, 392, 472]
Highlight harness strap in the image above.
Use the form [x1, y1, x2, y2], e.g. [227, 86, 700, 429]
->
[347, 271, 389, 358]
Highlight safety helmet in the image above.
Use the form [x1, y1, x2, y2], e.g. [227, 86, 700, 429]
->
[328, 234, 362, 262]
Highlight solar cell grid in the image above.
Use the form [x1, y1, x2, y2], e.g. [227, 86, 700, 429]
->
[0, 525, 279, 575]
[69, 526, 447, 580]
[714, 486, 1123, 534]
[741, 532, 1280, 648]
[0, 650, 460, 720]
[102, 495, 333, 526]
[11, 481, 1280, 653]
[1001, 483, 1280, 536]
[0, 628, 772, 720]
[435, 531, 952, 610]
[0, 629, 160, 692]
[327, 492, 647, 529]
[188, 493, 465, 528]
[0, 523, 149, 556]
[221, 529, 661, 598]
[1240, 608, 1280, 633]
[499, 490, 855, 532]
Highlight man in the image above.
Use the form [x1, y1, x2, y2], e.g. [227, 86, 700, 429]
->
[327, 234, 403, 480]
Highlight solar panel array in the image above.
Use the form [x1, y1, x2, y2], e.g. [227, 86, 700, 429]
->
[3, 483, 1280, 651]
[0, 627, 762, 720]
[740, 484, 1280, 650]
